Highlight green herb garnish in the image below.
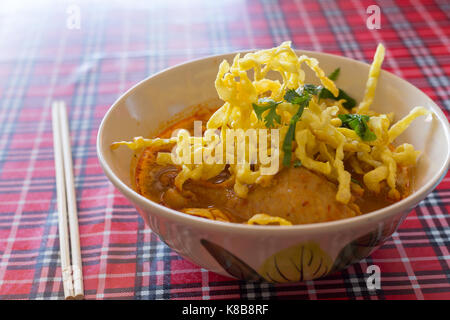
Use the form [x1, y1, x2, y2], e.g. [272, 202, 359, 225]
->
[293, 159, 302, 168]
[351, 177, 362, 186]
[252, 98, 282, 128]
[316, 67, 356, 110]
[284, 87, 312, 103]
[303, 84, 323, 96]
[338, 114, 377, 141]
[282, 88, 311, 167]
[328, 67, 341, 81]
[252, 66, 360, 166]
[289, 68, 356, 110]
[319, 88, 356, 110]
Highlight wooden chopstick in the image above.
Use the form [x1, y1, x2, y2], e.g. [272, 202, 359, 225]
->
[52, 102, 75, 299]
[58, 102, 84, 299]
[52, 101, 84, 300]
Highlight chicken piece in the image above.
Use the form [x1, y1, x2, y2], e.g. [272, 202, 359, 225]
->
[184, 167, 360, 224]
[136, 145, 360, 224]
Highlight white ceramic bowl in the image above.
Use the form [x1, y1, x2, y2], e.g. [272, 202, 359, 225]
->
[97, 50, 450, 282]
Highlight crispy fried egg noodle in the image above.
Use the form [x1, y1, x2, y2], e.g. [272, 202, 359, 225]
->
[112, 42, 430, 225]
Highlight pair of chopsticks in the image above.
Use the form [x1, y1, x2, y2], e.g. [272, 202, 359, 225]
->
[52, 101, 84, 300]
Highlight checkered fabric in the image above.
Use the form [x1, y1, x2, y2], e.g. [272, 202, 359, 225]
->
[0, 0, 448, 300]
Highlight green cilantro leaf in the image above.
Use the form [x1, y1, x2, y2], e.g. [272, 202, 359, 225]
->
[351, 177, 362, 186]
[284, 88, 314, 107]
[284, 89, 306, 105]
[252, 98, 282, 128]
[328, 67, 341, 81]
[293, 160, 302, 168]
[316, 68, 356, 110]
[338, 114, 377, 141]
[282, 89, 311, 167]
[319, 88, 356, 110]
[303, 84, 323, 96]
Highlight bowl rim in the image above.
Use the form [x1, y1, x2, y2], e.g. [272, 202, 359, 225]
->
[97, 48, 450, 235]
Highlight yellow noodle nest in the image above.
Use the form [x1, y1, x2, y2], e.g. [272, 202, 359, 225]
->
[112, 42, 430, 212]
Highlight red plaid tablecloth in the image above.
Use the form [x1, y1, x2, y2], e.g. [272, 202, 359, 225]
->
[0, 0, 448, 300]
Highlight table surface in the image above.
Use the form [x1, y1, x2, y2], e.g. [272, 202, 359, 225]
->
[0, 0, 448, 300]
